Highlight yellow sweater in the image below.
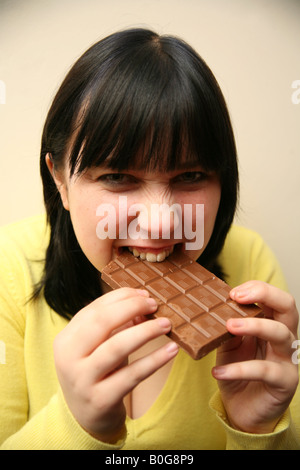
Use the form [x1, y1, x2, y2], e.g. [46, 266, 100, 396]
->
[0, 215, 299, 450]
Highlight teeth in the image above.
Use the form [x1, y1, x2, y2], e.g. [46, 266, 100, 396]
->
[146, 252, 158, 262]
[127, 245, 175, 262]
[157, 251, 167, 262]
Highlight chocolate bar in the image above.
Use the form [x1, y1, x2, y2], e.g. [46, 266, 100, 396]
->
[101, 250, 263, 359]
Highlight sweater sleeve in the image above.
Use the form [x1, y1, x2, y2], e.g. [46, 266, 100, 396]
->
[0, 224, 126, 450]
[0, 236, 29, 445]
[209, 391, 300, 450]
[211, 226, 300, 449]
[0, 300, 126, 449]
[218, 225, 289, 291]
[1, 389, 126, 450]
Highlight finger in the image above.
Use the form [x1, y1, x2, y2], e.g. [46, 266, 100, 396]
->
[97, 296, 157, 339]
[95, 340, 179, 404]
[212, 359, 298, 391]
[88, 317, 173, 380]
[75, 288, 151, 325]
[217, 334, 256, 364]
[226, 317, 295, 359]
[95, 288, 151, 337]
[230, 281, 298, 334]
[98, 287, 150, 307]
[57, 294, 158, 358]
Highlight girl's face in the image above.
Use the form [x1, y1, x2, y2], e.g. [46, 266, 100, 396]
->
[48, 156, 221, 281]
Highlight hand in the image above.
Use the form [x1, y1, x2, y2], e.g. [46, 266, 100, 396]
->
[53, 288, 178, 443]
[212, 281, 299, 434]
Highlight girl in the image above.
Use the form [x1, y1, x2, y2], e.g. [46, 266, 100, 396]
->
[0, 28, 299, 449]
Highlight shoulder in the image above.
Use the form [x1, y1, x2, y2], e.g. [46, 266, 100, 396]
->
[218, 225, 288, 291]
[0, 214, 49, 288]
[221, 225, 267, 259]
[0, 214, 49, 257]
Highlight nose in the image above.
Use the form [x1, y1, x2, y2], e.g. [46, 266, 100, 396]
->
[137, 202, 182, 241]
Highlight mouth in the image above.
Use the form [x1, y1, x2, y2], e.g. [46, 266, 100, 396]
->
[120, 244, 181, 262]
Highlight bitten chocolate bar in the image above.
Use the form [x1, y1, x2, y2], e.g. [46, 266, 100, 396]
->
[101, 250, 263, 359]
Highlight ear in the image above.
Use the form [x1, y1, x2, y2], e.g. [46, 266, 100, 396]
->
[45, 153, 70, 211]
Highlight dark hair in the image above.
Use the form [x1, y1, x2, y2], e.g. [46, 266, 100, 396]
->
[36, 28, 239, 319]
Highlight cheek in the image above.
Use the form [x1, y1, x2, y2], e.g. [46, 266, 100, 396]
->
[203, 190, 221, 234]
[72, 205, 100, 257]
[181, 187, 220, 231]
[67, 188, 117, 270]
[182, 184, 221, 259]
[70, 190, 95, 236]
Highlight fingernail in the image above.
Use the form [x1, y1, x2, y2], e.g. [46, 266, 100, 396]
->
[137, 289, 149, 297]
[157, 317, 171, 329]
[145, 297, 157, 308]
[232, 288, 250, 300]
[212, 366, 227, 378]
[229, 318, 245, 328]
[165, 342, 179, 355]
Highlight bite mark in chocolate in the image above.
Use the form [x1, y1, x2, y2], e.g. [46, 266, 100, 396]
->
[101, 251, 263, 359]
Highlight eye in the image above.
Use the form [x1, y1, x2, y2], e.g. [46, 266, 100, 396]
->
[97, 172, 138, 189]
[173, 171, 208, 185]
